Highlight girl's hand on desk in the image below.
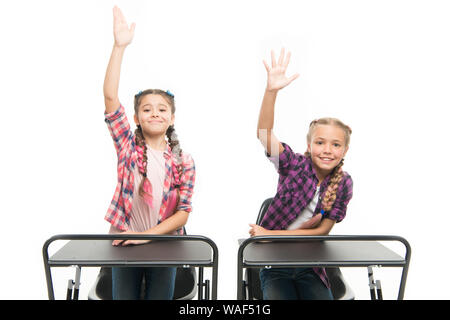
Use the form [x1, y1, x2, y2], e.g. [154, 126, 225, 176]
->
[249, 224, 272, 237]
[112, 231, 151, 246]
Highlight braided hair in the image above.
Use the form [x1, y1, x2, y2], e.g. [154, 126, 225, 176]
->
[133, 89, 183, 206]
[305, 118, 352, 212]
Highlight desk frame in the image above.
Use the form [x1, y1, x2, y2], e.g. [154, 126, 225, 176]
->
[43, 234, 219, 300]
[237, 235, 411, 300]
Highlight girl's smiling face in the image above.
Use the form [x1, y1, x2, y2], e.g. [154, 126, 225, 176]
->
[134, 94, 174, 136]
[307, 124, 349, 179]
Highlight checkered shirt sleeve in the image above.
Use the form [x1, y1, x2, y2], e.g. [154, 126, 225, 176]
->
[104, 105, 135, 230]
[176, 153, 196, 213]
[324, 173, 353, 223]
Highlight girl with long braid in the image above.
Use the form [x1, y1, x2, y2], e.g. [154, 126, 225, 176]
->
[249, 49, 353, 300]
[103, 7, 195, 300]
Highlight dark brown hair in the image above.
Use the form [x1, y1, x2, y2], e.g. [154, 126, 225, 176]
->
[134, 89, 183, 201]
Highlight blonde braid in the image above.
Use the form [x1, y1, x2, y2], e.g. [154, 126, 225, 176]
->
[321, 160, 345, 211]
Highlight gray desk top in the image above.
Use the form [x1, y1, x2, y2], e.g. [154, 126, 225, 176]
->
[242, 240, 405, 267]
[49, 239, 213, 267]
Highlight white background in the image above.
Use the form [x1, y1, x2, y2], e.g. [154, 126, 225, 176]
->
[0, 0, 449, 300]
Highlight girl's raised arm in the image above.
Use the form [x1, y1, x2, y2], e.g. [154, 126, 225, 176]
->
[257, 49, 299, 156]
[103, 6, 136, 114]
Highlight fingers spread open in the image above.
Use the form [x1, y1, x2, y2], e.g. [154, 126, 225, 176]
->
[263, 59, 270, 72]
[278, 47, 285, 66]
[271, 50, 276, 68]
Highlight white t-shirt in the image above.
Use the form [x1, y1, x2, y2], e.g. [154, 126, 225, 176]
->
[287, 185, 320, 230]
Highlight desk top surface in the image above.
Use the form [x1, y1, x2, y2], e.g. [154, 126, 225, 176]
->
[242, 240, 405, 267]
[49, 239, 213, 266]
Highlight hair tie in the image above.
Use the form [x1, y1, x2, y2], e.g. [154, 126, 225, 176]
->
[166, 90, 174, 97]
[310, 119, 318, 127]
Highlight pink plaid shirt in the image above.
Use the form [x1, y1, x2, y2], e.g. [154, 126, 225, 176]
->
[104, 105, 195, 232]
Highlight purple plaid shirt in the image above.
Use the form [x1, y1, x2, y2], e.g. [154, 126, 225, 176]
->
[260, 142, 353, 288]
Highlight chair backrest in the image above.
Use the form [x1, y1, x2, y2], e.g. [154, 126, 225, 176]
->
[173, 267, 197, 300]
[245, 197, 355, 300]
[256, 198, 273, 225]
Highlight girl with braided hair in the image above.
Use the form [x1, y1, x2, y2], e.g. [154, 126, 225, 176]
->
[249, 49, 353, 300]
[103, 6, 195, 300]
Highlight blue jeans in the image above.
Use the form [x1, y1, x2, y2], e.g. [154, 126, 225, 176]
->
[112, 267, 176, 300]
[260, 267, 333, 300]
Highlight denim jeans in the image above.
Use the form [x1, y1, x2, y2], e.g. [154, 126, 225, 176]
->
[260, 267, 333, 300]
[112, 267, 176, 300]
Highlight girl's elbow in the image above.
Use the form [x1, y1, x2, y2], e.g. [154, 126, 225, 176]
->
[177, 210, 190, 226]
[310, 227, 330, 236]
[314, 219, 335, 236]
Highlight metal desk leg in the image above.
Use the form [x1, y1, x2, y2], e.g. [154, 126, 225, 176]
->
[367, 266, 384, 300]
[367, 266, 377, 300]
[376, 280, 383, 300]
[73, 266, 81, 300]
[197, 268, 212, 300]
[237, 262, 243, 300]
[66, 279, 73, 300]
[66, 265, 81, 300]
[212, 261, 218, 300]
[397, 264, 409, 300]
[210, 240, 218, 300]
[43, 247, 55, 300]
[205, 280, 210, 300]
[397, 235, 411, 300]
[198, 267, 204, 300]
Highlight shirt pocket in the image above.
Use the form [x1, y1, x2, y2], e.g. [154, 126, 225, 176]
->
[279, 188, 307, 208]
[283, 172, 307, 193]
[279, 175, 313, 208]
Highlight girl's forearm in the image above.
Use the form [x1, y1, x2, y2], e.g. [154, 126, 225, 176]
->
[264, 219, 336, 236]
[257, 89, 277, 134]
[257, 89, 283, 155]
[113, 211, 189, 246]
[265, 228, 327, 236]
[144, 210, 189, 235]
[103, 45, 126, 113]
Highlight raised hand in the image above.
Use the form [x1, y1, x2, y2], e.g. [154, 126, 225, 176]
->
[113, 6, 136, 48]
[263, 48, 299, 92]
